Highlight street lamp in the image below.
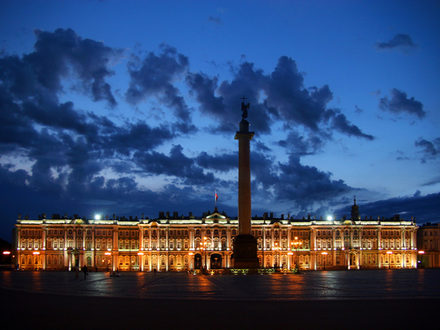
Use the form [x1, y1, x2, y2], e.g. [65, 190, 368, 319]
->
[321, 251, 328, 270]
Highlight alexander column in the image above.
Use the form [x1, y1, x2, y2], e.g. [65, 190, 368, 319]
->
[233, 100, 259, 268]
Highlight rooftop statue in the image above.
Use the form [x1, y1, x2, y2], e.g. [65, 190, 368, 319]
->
[241, 101, 250, 120]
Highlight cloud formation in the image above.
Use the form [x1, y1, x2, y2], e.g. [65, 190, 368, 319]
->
[376, 34, 416, 50]
[188, 56, 373, 142]
[126, 45, 195, 133]
[336, 192, 440, 223]
[415, 137, 440, 162]
[379, 88, 425, 118]
[0, 27, 407, 240]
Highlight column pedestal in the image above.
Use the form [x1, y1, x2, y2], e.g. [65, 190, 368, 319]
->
[233, 234, 259, 268]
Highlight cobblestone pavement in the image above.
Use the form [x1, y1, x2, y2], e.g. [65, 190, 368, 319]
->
[1, 268, 439, 300]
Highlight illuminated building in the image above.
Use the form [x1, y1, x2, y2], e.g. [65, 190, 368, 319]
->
[14, 200, 419, 271]
[417, 223, 440, 268]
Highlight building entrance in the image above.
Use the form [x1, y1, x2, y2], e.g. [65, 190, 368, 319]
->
[210, 254, 222, 269]
[194, 254, 202, 269]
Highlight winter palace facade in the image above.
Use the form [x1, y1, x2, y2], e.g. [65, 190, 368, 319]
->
[15, 201, 419, 271]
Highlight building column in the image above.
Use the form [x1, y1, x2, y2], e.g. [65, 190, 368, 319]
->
[411, 230, 415, 249]
[91, 228, 95, 268]
[378, 251, 381, 269]
[42, 250, 46, 270]
[312, 252, 316, 270]
[378, 229, 382, 250]
[332, 229, 337, 267]
[83, 228, 86, 250]
[42, 228, 47, 251]
[64, 229, 68, 268]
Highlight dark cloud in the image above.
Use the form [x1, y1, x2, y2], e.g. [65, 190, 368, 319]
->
[0, 163, 232, 241]
[265, 56, 332, 130]
[126, 45, 195, 132]
[274, 154, 352, 207]
[196, 152, 236, 172]
[422, 176, 440, 187]
[188, 56, 372, 142]
[133, 145, 215, 185]
[188, 62, 271, 133]
[29, 28, 120, 106]
[379, 88, 425, 118]
[254, 140, 271, 153]
[325, 109, 374, 140]
[0, 29, 180, 217]
[190, 148, 354, 212]
[395, 150, 410, 161]
[415, 137, 440, 161]
[0, 29, 385, 240]
[376, 34, 416, 50]
[106, 122, 175, 156]
[354, 105, 363, 113]
[335, 192, 440, 223]
[277, 131, 324, 155]
[208, 16, 222, 24]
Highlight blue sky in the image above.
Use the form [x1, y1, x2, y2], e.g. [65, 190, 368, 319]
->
[0, 0, 439, 240]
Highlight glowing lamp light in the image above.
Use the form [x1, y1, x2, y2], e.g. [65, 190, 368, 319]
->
[137, 252, 144, 256]
[418, 250, 425, 254]
[386, 251, 393, 254]
[94, 214, 101, 220]
[321, 251, 328, 255]
[326, 215, 333, 221]
[32, 251, 40, 255]
[2, 251, 11, 255]
[104, 252, 112, 256]
[188, 252, 194, 256]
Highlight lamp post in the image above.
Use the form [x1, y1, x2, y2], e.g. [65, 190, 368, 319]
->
[321, 251, 328, 270]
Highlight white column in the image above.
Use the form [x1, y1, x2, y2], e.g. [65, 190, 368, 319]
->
[42, 227, 47, 250]
[378, 229, 382, 250]
[139, 228, 143, 251]
[91, 228, 95, 267]
[64, 229, 68, 268]
[333, 229, 336, 266]
[16, 228, 21, 270]
[83, 228, 86, 250]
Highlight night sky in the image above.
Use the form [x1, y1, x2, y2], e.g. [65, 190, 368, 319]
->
[1, 0, 439, 240]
